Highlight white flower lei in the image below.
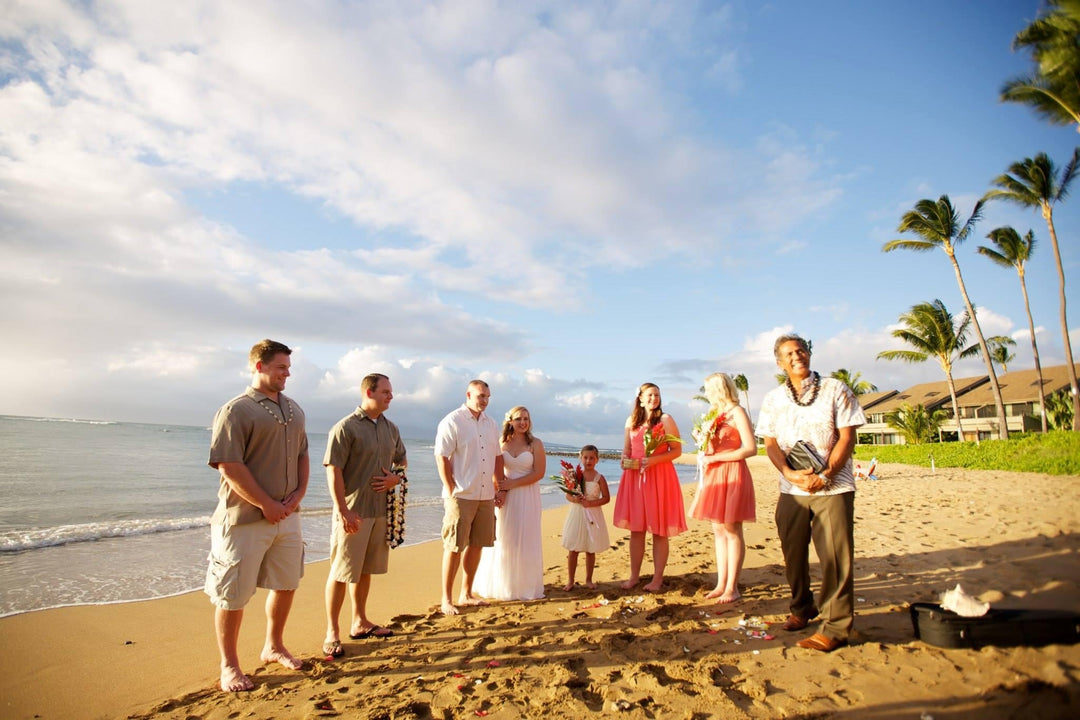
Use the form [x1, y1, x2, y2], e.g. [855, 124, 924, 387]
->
[386, 465, 408, 549]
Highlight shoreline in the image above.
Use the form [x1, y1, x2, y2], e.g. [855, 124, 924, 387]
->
[2, 457, 1078, 719]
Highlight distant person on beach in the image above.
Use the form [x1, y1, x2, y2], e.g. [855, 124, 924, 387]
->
[560, 444, 611, 591]
[205, 339, 309, 692]
[321, 373, 407, 658]
[756, 333, 866, 653]
[612, 382, 687, 592]
[434, 380, 505, 615]
[687, 372, 757, 604]
[473, 405, 547, 601]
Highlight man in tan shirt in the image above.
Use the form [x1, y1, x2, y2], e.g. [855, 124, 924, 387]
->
[206, 339, 309, 692]
[322, 373, 407, 656]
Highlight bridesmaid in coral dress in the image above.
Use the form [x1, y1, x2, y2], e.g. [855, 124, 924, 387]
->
[688, 372, 757, 604]
[612, 383, 687, 592]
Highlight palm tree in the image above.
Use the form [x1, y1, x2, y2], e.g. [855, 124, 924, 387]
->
[1046, 388, 1076, 430]
[734, 373, 751, 420]
[986, 336, 1017, 374]
[885, 403, 949, 445]
[977, 227, 1049, 432]
[830, 368, 878, 398]
[884, 196, 1010, 439]
[1000, 0, 1080, 131]
[985, 150, 1080, 430]
[877, 300, 982, 440]
[692, 385, 708, 405]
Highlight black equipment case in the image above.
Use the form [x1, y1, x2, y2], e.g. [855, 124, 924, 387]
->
[909, 602, 1080, 649]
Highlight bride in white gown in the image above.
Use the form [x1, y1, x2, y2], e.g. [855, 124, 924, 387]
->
[474, 405, 546, 601]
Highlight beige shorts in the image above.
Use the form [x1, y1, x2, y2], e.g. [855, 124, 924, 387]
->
[204, 513, 304, 611]
[441, 497, 495, 553]
[328, 514, 389, 582]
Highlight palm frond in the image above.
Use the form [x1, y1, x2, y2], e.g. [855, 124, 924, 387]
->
[883, 239, 937, 253]
[976, 245, 1012, 268]
[955, 199, 984, 244]
[1055, 146, 1080, 202]
[1001, 76, 1080, 127]
[876, 349, 928, 363]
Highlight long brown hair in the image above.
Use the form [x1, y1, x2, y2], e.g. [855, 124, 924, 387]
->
[629, 383, 664, 430]
[501, 405, 534, 444]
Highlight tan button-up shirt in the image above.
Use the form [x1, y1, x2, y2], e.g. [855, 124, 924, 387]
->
[323, 409, 407, 518]
[208, 387, 308, 525]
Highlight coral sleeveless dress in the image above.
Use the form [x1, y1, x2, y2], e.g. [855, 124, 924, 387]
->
[612, 425, 687, 537]
[688, 416, 757, 524]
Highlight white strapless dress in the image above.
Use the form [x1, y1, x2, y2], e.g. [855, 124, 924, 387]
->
[473, 450, 545, 601]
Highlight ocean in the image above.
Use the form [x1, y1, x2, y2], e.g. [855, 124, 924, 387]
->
[0, 414, 698, 617]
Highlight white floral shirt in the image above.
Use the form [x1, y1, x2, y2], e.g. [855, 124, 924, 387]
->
[756, 373, 866, 496]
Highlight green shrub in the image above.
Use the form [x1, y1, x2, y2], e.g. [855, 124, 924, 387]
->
[852, 431, 1080, 475]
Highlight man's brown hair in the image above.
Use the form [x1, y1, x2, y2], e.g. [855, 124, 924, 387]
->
[249, 339, 292, 370]
[362, 373, 389, 394]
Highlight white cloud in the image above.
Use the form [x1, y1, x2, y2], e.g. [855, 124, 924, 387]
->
[0, 1, 881, 438]
[2, 0, 843, 290]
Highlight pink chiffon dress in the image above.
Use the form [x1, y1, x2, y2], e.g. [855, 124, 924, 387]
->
[612, 424, 687, 537]
[688, 415, 756, 524]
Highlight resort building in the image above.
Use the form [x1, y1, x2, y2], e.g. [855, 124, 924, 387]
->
[857, 363, 1079, 444]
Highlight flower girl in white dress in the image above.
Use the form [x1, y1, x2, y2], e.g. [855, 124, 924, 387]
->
[561, 445, 611, 590]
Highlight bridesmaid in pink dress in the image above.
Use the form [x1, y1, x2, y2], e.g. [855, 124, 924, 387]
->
[688, 372, 757, 604]
[612, 383, 687, 592]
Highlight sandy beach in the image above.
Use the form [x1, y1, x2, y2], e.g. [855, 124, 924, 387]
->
[2, 456, 1078, 719]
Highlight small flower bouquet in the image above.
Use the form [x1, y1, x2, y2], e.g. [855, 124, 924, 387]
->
[550, 459, 585, 497]
[643, 423, 684, 457]
[691, 410, 724, 452]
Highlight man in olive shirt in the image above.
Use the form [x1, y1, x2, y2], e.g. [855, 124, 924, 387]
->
[322, 373, 407, 657]
[206, 339, 309, 692]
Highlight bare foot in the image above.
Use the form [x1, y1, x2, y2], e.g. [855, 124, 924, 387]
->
[562, 581, 576, 591]
[458, 595, 487, 607]
[220, 665, 254, 692]
[619, 577, 641, 590]
[716, 590, 742, 604]
[585, 581, 597, 590]
[441, 600, 460, 616]
[260, 648, 303, 671]
[704, 587, 724, 599]
[643, 580, 663, 593]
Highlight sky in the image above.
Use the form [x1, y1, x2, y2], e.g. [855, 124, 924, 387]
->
[2, 0, 1078, 447]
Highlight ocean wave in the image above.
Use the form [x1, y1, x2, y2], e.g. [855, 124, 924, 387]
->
[1, 496, 452, 553]
[22, 417, 118, 426]
[0, 516, 211, 552]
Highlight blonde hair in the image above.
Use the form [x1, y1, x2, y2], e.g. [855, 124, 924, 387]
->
[704, 372, 739, 410]
[501, 405, 533, 444]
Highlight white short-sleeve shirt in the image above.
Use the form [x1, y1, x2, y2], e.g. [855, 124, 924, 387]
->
[756, 374, 866, 496]
[433, 405, 500, 500]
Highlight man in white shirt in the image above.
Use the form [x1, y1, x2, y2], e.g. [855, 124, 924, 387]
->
[434, 380, 505, 615]
[756, 334, 866, 652]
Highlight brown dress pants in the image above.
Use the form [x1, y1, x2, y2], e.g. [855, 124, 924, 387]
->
[774, 491, 855, 640]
